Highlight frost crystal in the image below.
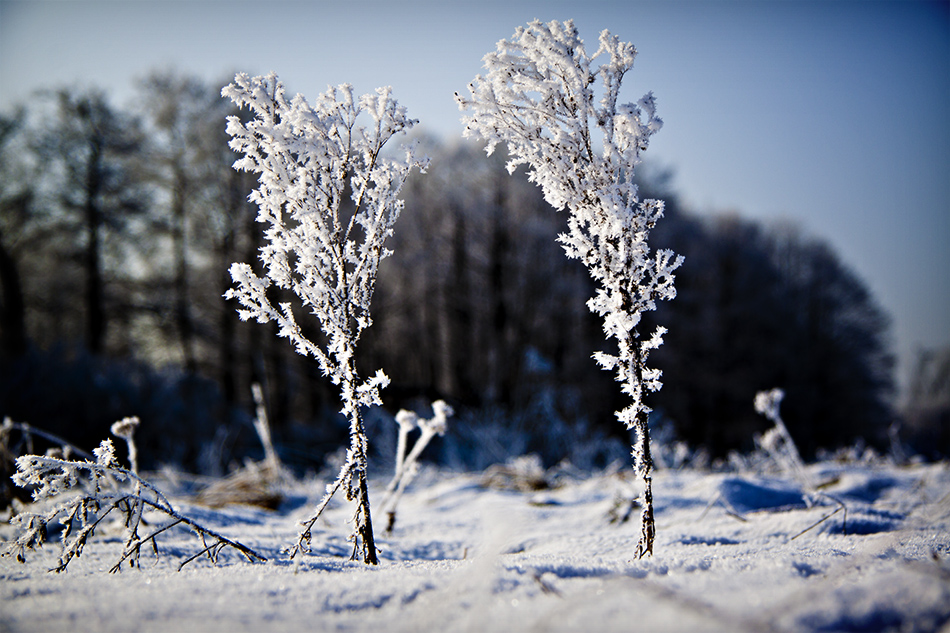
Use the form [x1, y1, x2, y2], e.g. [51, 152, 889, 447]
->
[93, 439, 117, 468]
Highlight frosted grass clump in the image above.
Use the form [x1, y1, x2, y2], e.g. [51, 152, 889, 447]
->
[222, 73, 427, 564]
[458, 19, 683, 557]
[3, 421, 264, 572]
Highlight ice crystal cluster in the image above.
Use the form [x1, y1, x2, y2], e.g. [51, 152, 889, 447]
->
[458, 19, 683, 556]
[222, 73, 426, 564]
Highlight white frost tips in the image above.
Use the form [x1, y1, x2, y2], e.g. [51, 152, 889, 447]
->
[93, 439, 118, 468]
[755, 388, 785, 424]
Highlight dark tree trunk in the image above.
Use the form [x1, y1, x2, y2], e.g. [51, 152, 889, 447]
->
[0, 225, 27, 357]
[488, 180, 511, 404]
[172, 167, 197, 374]
[448, 208, 474, 402]
[82, 141, 106, 355]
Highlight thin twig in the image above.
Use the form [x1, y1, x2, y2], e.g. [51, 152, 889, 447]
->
[791, 504, 845, 541]
[2, 420, 95, 461]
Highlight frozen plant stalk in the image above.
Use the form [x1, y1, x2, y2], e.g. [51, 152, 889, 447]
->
[111, 416, 140, 476]
[380, 400, 453, 532]
[755, 388, 809, 489]
[222, 73, 427, 564]
[458, 20, 683, 557]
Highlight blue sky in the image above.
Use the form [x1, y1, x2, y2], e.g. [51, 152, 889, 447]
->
[1, 0, 948, 398]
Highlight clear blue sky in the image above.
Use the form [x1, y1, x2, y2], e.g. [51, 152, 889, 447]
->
[1, 0, 948, 399]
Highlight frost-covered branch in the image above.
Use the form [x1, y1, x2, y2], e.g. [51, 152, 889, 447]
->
[458, 19, 683, 557]
[223, 73, 427, 564]
[3, 429, 265, 573]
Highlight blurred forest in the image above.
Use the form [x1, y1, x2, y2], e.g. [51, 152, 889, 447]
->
[1, 72, 944, 474]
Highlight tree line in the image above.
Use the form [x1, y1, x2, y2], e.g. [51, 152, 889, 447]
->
[0, 71, 903, 472]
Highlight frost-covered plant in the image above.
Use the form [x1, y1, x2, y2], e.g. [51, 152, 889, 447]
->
[751, 389, 855, 537]
[2, 418, 99, 511]
[457, 19, 683, 557]
[3, 428, 265, 573]
[110, 416, 140, 476]
[754, 388, 810, 489]
[392, 410, 420, 485]
[222, 73, 427, 564]
[250, 383, 281, 473]
[481, 453, 552, 492]
[380, 400, 453, 532]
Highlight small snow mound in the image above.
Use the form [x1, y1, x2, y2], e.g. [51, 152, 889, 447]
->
[678, 535, 741, 546]
[825, 508, 904, 535]
[831, 473, 903, 504]
[718, 477, 807, 514]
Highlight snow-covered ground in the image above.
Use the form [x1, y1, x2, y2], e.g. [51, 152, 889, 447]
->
[2, 459, 949, 632]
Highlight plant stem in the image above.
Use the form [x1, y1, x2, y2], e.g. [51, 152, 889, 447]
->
[354, 454, 378, 565]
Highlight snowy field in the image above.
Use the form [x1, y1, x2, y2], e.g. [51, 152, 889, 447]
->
[2, 458, 949, 633]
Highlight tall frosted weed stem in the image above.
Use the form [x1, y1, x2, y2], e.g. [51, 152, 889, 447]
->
[110, 416, 140, 476]
[458, 19, 683, 557]
[755, 388, 811, 493]
[222, 73, 427, 564]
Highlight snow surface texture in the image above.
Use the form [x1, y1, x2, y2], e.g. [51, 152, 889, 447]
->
[2, 461, 949, 632]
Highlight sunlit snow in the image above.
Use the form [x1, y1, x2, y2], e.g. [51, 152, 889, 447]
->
[3, 459, 948, 632]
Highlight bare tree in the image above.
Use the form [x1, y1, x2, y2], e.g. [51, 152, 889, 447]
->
[39, 89, 148, 354]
